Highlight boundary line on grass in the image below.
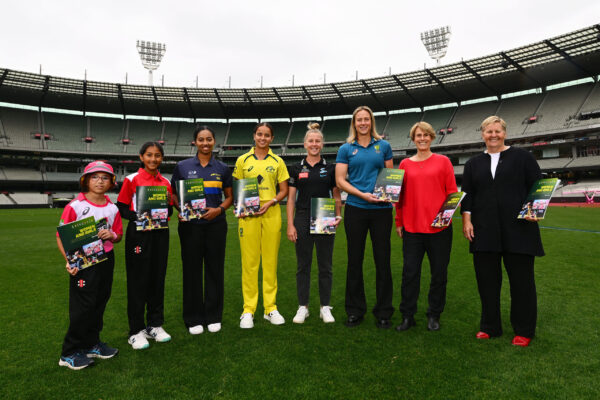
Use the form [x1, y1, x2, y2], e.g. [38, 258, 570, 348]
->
[539, 226, 600, 234]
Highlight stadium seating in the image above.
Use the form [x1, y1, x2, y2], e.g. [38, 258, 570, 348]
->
[287, 121, 310, 144]
[45, 172, 82, 182]
[89, 117, 125, 153]
[1, 166, 43, 181]
[567, 155, 600, 168]
[495, 93, 544, 135]
[126, 119, 163, 153]
[0, 107, 42, 149]
[43, 112, 87, 152]
[385, 112, 422, 148]
[524, 84, 593, 135]
[226, 123, 255, 145]
[441, 101, 499, 146]
[322, 119, 350, 142]
[267, 122, 292, 144]
[571, 82, 600, 127]
[537, 157, 572, 170]
[422, 107, 456, 138]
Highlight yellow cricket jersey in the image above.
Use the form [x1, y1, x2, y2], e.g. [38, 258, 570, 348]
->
[233, 147, 289, 202]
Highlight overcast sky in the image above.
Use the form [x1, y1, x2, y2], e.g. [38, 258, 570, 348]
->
[1, 1, 599, 89]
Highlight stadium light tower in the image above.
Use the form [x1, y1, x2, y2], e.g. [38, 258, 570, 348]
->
[420, 26, 451, 66]
[136, 40, 166, 86]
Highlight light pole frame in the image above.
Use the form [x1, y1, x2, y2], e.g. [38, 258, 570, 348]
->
[136, 40, 166, 86]
[420, 26, 452, 66]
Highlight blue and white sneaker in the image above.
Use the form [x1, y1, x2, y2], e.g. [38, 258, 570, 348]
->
[144, 326, 171, 342]
[59, 352, 94, 370]
[87, 342, 119, 359]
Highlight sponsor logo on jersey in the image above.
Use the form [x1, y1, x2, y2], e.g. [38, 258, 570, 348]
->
[247, 166, 254, 172]
[352, 149, 358, 156]
[77, 279, 86, 288]
[299, 172, 309, 179]
[82, 207, 90, 215]
[134, 246, 142, 254]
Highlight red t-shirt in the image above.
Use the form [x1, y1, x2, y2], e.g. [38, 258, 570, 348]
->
[395, 153, 457, 234]
[117, 168, 173, 211]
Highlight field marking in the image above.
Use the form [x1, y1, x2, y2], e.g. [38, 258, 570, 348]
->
[539, 226, 600, 234]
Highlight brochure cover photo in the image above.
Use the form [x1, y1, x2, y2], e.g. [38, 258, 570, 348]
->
[373, 169, 405, 202]
[135, 186, 169, 231]
[310, 198, 337, 234]
[57, 216, 107, 270]
[431, 192, 466, 228]
[177, 178, 207, 221]
[517, 178, 561, 219]
[233, 178, 260, 218]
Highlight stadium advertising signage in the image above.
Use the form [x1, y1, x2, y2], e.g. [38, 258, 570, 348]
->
[177, 178, 207, 221]
[135, 186, 169, 231]
[57, 216, 107, 270]
[232, 178, 260, 218]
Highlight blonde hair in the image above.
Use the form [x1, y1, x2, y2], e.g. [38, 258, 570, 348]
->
[304, 122, 324, 142]
[346, 106, 382, 143]
[409, 121, 436, 141]
[480, 116, 506, 132]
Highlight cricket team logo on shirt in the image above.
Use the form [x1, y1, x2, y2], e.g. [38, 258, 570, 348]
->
[266, 166, 275, 174]
[134, 246, 142, 254]
[374, 145, 380, 154]
[319, 167, 327, 177]
[77, 279, 86, 288]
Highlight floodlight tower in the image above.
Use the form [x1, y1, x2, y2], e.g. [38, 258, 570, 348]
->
[420, 26, 452, 66]
[136, 40, 166, 86]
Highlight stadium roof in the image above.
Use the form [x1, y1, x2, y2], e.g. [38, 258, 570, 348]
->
[1, 25, 600, 120]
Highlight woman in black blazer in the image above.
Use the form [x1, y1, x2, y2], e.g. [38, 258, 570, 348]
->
[461, 116, 543, 347]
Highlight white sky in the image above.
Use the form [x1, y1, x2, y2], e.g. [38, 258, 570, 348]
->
[1, 1, 599, 89]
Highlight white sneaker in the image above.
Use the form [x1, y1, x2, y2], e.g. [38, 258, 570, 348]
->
[264, 310, 285, 325]
[320, 306, 335, 323]
[188, 325, 204, 335]
[293, 306, 310, 324]
[145, 326, 171, 342]
[208, 323, 221, 333]
[240, 313, 254, 329]
[128, 330, 150, 350]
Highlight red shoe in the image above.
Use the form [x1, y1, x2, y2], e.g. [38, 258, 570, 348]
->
[476, 331, 490, 339]
[512, 336, 531, 347]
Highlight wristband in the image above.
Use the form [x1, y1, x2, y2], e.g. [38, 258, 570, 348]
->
[111, 231, 118, 241]
[218, 206, 225, 214]
[272, 198, 279, 204]
[335, 215, 342, 220]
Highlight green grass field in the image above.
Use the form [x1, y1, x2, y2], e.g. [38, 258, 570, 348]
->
[0, 207, 598, 399]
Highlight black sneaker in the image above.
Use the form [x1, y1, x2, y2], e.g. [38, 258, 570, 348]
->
[86, 342, 119, 359]
[59, 352, 95, 370]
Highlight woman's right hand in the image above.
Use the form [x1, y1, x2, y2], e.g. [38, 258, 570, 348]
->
[362, 192, 386, 203]
[462, 220, 475, 242]
[287, 224, 297, 243]
[396, 226, 403, 238]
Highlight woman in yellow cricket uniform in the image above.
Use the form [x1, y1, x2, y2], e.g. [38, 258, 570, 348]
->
[233, 122, 289, 329]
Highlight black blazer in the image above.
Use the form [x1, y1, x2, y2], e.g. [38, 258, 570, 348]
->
[461, 147, 544, 256]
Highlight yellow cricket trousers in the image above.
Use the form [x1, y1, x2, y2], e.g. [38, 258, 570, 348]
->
[238, 204, 282, 315]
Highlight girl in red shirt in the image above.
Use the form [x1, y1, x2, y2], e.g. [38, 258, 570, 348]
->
[117, 142, 173, 350]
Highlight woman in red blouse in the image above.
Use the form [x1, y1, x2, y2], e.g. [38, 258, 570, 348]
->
[394, 122, 457, 332]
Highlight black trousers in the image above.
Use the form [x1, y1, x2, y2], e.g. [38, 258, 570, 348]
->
[178, 219, 227, 327]
[62, 251, 115, 357]
[125, 223, 169, 336]
[400, 226, 453, 319]
[473, 252, 537, 338]
[343, 204, 394, 320]
[294, 209, 334, 306]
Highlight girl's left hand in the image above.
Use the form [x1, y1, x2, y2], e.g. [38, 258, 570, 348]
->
[257, 200, 274, 215]
[524, 215, 539, 222]
[201, 207, 222, 221]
